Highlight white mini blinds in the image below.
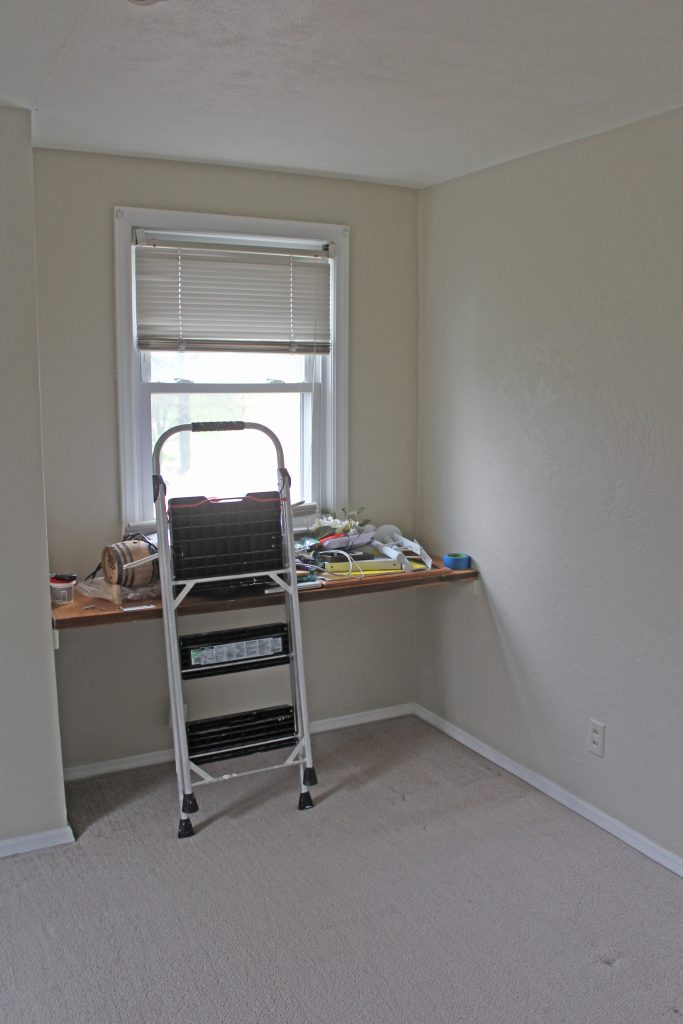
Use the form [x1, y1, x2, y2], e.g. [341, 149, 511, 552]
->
[134, 238, 333, 354]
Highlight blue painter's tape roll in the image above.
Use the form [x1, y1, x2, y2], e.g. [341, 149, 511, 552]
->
[444, 553, 471, 570]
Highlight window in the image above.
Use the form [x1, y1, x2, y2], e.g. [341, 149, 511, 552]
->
[114, 207, 348, 531]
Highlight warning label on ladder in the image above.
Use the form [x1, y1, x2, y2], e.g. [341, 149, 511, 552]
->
[190, 636, 284, 667]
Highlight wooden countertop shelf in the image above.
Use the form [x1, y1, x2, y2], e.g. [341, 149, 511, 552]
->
[52, 560, 478, 630]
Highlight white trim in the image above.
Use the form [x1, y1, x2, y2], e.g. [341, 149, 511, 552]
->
[413, 704, 683, 880]
[0, 826, 74, 860]
[326, 226, 349, 511]
[143, 382, 313, 395]
[114, 207, 143, 528]
[64, 747, 175, 781]
[63, 705, 415, 781]
[60, 701, 682, 879]
[310, 703, 415, 734]
[114, 207, 349, 531]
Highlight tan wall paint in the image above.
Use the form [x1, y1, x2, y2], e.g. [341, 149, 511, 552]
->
[29, 114, 683, 861]
[417, 107, 683, 858]
[32, 150, 419, 769]
[55, 593, 416, 768]
[0, 108, 68, 840]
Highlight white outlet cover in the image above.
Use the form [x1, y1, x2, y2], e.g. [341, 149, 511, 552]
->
[589, 719, 606, 757]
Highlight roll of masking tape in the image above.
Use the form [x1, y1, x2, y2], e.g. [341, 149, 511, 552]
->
[444, 553, 471, 570]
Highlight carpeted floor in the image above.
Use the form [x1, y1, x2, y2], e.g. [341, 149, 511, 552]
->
[1, 717, 681, 1024]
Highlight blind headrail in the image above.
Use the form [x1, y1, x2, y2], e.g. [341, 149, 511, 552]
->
[135, 240, 332, 261]
[136, 336, 332, 354]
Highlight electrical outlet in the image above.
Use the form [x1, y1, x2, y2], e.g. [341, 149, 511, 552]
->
[589, 719, 606, 758]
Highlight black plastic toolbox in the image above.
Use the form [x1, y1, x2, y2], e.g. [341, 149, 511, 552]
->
[168, 491, 284, 581]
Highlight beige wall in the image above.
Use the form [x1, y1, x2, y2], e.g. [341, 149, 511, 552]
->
[25, 112, 683, 862]
[56, 593, 416, 769]
[33, 149, 419, 567]
[0, 108, 69, 841]
[417, 108, 683, 858]
[32, 150, 419, 768]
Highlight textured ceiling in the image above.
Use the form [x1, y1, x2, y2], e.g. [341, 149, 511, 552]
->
[3, 0, 683, 186]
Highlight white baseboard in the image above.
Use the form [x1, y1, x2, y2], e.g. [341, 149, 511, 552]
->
[311, 703, 415, 734]
[63, 704, 415, 782]
[64, 748, 175, 782]
[413, 703, 683, 880]
[0, 826, 74, 860]
[60, 701, 682, 879]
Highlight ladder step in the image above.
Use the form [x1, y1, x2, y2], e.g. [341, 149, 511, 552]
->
[179, 623, 290, 679]
[186, 705, 297, 765]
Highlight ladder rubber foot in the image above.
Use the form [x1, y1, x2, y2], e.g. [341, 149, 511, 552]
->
[182, 793, 199, 814]
[177, 818, 195, 839]
[298, 791, 314, 810]
[303, 766, 318, 787]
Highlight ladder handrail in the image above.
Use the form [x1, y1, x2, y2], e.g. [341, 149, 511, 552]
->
[152, 420, 285, 475]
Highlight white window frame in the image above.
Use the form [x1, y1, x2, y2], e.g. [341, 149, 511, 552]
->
[114, 206, 349, 532]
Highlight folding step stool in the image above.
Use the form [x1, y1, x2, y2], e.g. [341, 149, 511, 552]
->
[152, 420, 317, 838]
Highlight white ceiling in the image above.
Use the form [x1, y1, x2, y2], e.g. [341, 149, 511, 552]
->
[3, 0, 683, 187]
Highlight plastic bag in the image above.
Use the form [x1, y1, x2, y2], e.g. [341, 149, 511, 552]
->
[77, 576, 160, 605]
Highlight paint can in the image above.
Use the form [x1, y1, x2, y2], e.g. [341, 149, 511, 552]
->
[50, 573, 77, 604]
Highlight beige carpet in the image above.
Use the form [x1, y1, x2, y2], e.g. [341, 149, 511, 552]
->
[2, 717, 681, 1023]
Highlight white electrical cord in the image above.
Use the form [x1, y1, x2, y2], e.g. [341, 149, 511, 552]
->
[323, 549, 364, 579]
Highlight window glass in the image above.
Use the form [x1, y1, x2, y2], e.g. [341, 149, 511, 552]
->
[151, 392, 303, 502]
[148, 350, 307, 385]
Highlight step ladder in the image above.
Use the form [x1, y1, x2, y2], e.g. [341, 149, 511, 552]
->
[152, 420, 318, 838]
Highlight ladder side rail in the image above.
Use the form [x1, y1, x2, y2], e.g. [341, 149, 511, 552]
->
[232, 421, 317, 794]
[153, 429, 198, 834]
[278, 462, 316, 795]
[174, 416, 314, 769]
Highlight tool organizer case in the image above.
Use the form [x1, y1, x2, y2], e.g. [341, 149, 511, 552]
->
[168, 492, 283, 580]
